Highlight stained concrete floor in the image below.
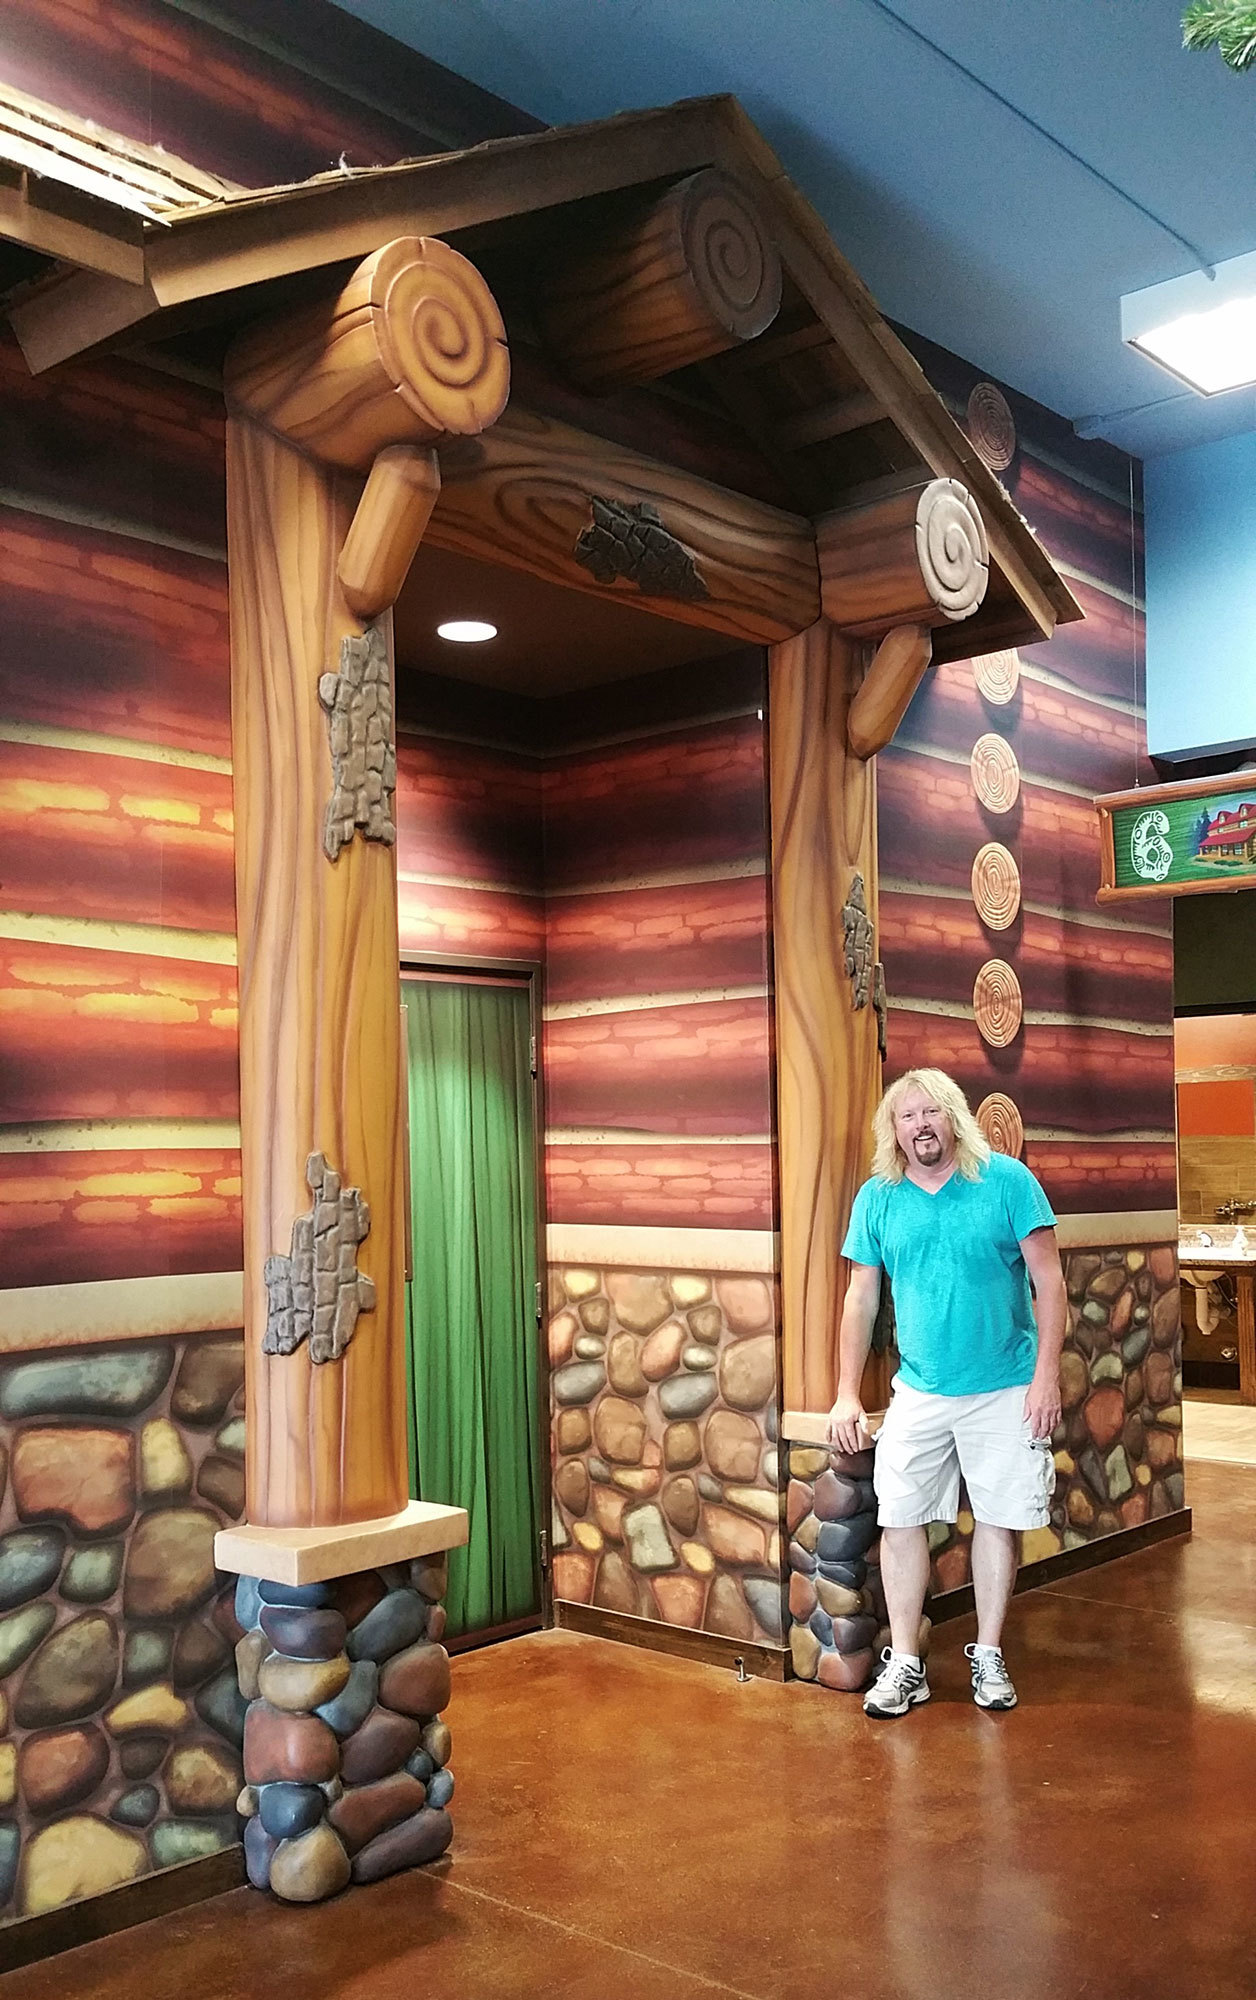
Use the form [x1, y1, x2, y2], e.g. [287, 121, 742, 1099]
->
[7, 1460, 1256, 2000]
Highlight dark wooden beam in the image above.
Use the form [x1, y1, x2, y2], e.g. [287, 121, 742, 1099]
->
[779, 390, 884, 451]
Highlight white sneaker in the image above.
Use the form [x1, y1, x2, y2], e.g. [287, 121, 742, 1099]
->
[863, 1648, 931, 1718]
[965, 1643, 1018, 1710]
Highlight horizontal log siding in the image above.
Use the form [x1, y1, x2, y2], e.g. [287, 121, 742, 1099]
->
[0, 1145, 242, 1286]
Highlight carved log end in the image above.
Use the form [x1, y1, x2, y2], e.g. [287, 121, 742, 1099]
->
[368, 236, 510, 442]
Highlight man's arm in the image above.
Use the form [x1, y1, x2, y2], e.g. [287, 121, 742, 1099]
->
[826, 1262, 882, 1453]
[1021, 1225, 1067, 1441]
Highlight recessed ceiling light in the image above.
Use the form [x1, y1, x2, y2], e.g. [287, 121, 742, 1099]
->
[1122, 248, 1256, 396]
[436, 619, 497, 644]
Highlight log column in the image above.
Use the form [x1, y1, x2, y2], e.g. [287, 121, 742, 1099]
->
[223, 236, 509, 1531]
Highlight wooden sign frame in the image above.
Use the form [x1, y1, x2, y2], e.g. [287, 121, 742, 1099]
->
[1096, 769, 1256, 904]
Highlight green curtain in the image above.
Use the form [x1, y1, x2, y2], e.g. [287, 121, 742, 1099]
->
[401, 977, 540, 1637]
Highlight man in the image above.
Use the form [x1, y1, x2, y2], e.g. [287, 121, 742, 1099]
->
[827, 1067, 1065, 1718]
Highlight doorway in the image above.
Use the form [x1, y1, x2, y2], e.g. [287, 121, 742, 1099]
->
[400, 967, 546, 1645]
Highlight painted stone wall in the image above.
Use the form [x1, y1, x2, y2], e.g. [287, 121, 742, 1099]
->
[0, 1332, 247, 1920]
[549, 1266, 782, 1645]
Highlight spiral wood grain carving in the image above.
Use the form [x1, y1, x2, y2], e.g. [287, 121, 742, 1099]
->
[971, 841, 1021, 930]
[972, 647, 1020, 705]
[915, 478, 989, 622]
[684, 173, 782, 341]
[370, 236, 510, 440]
[966, 381, 1017, 471]
[976, 1092, 1024, 1158]
[970, 732, 1021, 814]
[973, 958, 1023, 1048]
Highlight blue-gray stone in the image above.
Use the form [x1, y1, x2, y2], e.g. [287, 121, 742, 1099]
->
[257, 1578, 336, 1609]
[817, 1557, 866, 1591]
[788, 1543, 817, 1576]
[234, 1575, 263, 1631]
[244, 1816, 276, 1890]
[856, 1480, 877, 1513]
[0, 1823, 18, 1907]
[0, 1528, 65, 1611]
[347, 1588, 426, 1665]
[123, 1626, 172, 1687]
[809, 1606, 834, 1646]
[150, 1821, 233, 1867]
[258, 1781, 326, 1840]
[744, 1577, 784, 1640]
[0, 1344, 172, 1419]
[551, 1362, 605, 1405]
[61, 1542, 124, 1605]
[587, 1457, 611, 1483]
[1165, 1471, 1185, 1510]
[697, 1474, 723, 1502]
[315, 1656, 378, 1737]
[765, 1401, 779, 1444]
[1121, 1327, 1150, 1366]
[658, 1374, 717, 1420]
[427, 1768, 454, 1809]
[111, 1784, 159, 1828]
[405, 1749, 436, 1785]
[195, 1666, 249, 1748]
[817, 1514, 877, 1564]
[0, 1601, 56, 1677]
[1078, 1446, 1109, 1501]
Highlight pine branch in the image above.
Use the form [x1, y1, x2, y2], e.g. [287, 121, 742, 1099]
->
[1183, 0, 1256, 70]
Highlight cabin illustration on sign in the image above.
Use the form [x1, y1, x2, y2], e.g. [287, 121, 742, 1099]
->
[1196, 805, 1256, 863]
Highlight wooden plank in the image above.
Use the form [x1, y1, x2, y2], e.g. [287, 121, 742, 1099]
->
[0, 1848, 245, 1975]
[1237, 1270, 1256, 1406]
[429, 403, 819, 645]
[214, 1499, 469, 1585]
[555, 1598, 788, 1679]
[0, 1272, 243, 1355]
[779, 390, 883, 451]
[769, 618, 880, 1414]
[0, 180, 144, 281]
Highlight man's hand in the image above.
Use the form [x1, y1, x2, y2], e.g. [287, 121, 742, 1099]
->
[826, 1393, 871, 1455]
[1024, 1370, 1062, 1442]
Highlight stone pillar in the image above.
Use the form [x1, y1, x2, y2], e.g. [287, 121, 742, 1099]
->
[230, 1555, 455, 1901]
[784, 1436, 931, 1690]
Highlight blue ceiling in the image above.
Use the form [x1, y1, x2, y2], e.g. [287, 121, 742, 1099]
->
[330, 0, 1256, 463]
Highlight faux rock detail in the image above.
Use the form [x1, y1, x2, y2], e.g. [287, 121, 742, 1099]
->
[0, 1333, 247, 1923]
[548, 1267, 784, 1644]
[236, 1558, 453, 1904]
[318, 620, 397, 860]
[262, 1153, 375, 1364]
[784, 1442, 895, 1692]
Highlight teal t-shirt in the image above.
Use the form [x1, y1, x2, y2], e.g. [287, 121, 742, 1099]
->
[841, 1153, 1056, 1396]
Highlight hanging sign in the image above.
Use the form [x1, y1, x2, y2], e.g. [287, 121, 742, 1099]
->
[1096, 771, 1256, 903]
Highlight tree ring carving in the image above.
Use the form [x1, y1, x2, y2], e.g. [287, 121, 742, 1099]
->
[970, 733, 1020, 814]
[966, 381, 1017, 471]
[680, 169, 783, 342]
[915, 478, 988, 622]
[971, 842, 1021, 930]
[976, 1092, 1024, 1158]
[368, 235, 509, 440]
[972, 648, 1020, 705]
[973, 959, 1023, 1048]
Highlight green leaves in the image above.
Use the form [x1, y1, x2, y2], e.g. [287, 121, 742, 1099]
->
[1182, 0, 1256, 71]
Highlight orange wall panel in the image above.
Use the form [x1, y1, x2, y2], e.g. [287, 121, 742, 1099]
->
[1177, 1078, 1255, 1137]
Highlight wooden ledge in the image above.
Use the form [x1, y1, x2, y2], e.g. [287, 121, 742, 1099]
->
[782, 1408, 885, 1446]
[214, 1500, 468, 1586]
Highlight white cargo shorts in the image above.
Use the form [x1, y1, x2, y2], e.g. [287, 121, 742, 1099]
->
[873, 1378, 1055, 1531]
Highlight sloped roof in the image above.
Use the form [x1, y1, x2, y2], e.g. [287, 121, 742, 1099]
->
[3, 92, 1079, 651]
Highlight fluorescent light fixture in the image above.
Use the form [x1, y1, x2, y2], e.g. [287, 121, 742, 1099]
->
[1122, 247, 1256, 396]
[436, 619, 497, 643]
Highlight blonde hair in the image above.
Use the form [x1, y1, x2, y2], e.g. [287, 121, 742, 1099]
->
[870, 1067, 991, 1184]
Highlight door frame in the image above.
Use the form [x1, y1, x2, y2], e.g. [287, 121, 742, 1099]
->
[399, 950, 553, 1635]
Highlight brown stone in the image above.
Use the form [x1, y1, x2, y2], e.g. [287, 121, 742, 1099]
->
[379, 1641, 451, 1719]
[548, 1311, 577, 1366]
[1146, 1428, 1179, 1470]
[641, 1320, 686, 1380]
[579, 1297, 610, 1336]
[786, 1480, 813, 1533]
[789, 1621, 820, 1676]
[703, 1409, 762, 1484]
[269, 1821, 351, 1903]
[1123, 1414, 1145, 1461]
[701, 1504, 767, 1566]
[593, 1396, 647, 1466]
[330, 1771, 426, 1855]
[1145, 1350, 1175, 1405]
[16, 1614, 118, 1728]
[661, 1476, 700, 1537]
[1125, 1367, 1144, 1410]
[340, 1705, 422, 1785]
[1089, 1265, 1128, 1301]
[707, 1574, 755, 1641]
[651, 1575, 706, 1627]
[119, 1735, 167, 1779]
[663, 1421, 702, 1470]
[555, 1408, 591, 1455]
[259, 1651, 352, 1714]
[18, 1817, 146, 1918]
[815, 1576, 863, 1617]
[716, 1276, 773, 1332]
[1083, 1387, 1125, 1452]
[332, 1572, 388, 1629]
[718, 1335, 776, 1412]
[607, 1333, 648, 1397]
[612, 1466, 661, 1496]
[421, 1719, 451, 1768]
[551, 1553, 595, 1603]
[1066, 1486, 1096, 1529]
[1110, 1288, 1133, 1337]
[826, 1446, 875, 1477]
[243, 1703, 339, 1785]
[812, 1469, 862, 1521]
[123, 1507, 218, 1618]
[794, 1513, 820, 1553]
[1121, 1491, 1150, 1528]
[554, 1460, 589, 1516]
[165, 1741, 241, 1813]
[235, 1629, 273, 1702]
[410, 1554, 448, 1604]
[593, 1550, 642, 1615]
[606, 1272, 671, 1334]
[788, 1446, 828, 1479]
[20, 1726, 110, 1816]
[934, 1545, 970, 1594]
[170, 1339, 245, 1424]
[687, 1304, 724, 1344]
[12, 1428, 134, 1536]
[1059, 1351, 1089, 1409]
[591, 1485, 628, 1541]
[1148, 1246, 1176, 1286]
[817, 1647, 875, 1692]
[788, 1571, 817, 1620]
[197, 1454, 245, 1517]
[172, 1620, 228, 1691]
[350, 1806, 452, 1884]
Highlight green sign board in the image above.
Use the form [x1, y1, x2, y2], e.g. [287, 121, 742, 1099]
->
[1110, 787, 1256, 891]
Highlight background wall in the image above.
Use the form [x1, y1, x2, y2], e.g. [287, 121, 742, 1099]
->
[1176, 1012, 1256, 1223]
[1145, 432, 1256, 762]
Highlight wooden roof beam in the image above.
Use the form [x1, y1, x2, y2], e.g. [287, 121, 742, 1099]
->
[0, 171, 144, 283]
[778, 390, 884, 451]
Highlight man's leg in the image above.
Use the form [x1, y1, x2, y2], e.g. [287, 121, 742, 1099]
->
[881, 1524, 932, 1657]
[970, 1521, 1017, 1649]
